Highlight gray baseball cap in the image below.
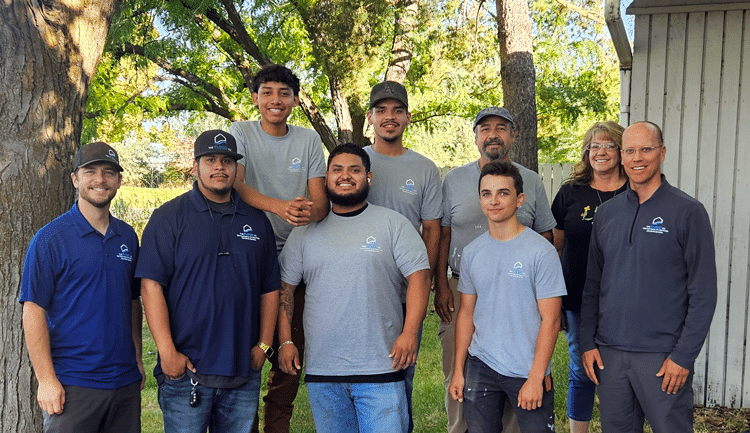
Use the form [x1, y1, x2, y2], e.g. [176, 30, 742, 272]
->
[369, 81, 408, 110]
[473, 107, 515, 130]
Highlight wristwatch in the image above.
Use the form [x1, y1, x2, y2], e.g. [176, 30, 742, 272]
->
[257, 341, 274, 359]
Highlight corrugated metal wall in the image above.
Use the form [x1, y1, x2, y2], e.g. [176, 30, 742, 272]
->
[628, 8, 750, 408]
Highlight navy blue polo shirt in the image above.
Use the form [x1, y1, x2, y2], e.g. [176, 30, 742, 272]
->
[136, 183, 280, 378]
[20, 203, 141, 389]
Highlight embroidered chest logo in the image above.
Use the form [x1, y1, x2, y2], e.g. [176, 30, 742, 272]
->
[237, 224, 260, 241]
[288, 157, 303, 172]
[643, 217, 669, 234]
[117, 244, 133, 262]
[508, 261, 525, 279]
[360, 236, 382, 253]
[399, 179, 417, 196]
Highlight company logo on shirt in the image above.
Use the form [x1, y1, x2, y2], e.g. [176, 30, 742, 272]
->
[508, 261, 525, 279]
[399, 179, 417, 196]
[288, 157, 303, 172]
[360, 236, 382, 253]
[237, 224, 260, 241]
[643, 217, 669, 234]
[117, 244, 133, 262]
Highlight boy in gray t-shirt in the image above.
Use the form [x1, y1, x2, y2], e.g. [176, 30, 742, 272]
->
[449, 161, 565, 433]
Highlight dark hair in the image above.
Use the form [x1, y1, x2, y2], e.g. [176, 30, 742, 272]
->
[252, 65, 300, 96]
[327, 143, 371, 172]
[568, 121, 626, 186]
[478, 160, 523, 195]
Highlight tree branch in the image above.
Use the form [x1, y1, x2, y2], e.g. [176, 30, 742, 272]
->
[553, 0, 605, 26]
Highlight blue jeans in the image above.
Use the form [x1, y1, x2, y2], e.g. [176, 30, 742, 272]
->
[564, 310, 596, 422]
[158, 371, 261, 433]
[307, 381, 409, 432]
[403, 320, 424, 433]
[463, 355, 554, 433]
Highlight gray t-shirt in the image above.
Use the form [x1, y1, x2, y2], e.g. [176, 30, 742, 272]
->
[441, 160, 556, 272]
[280, 204, 430, 376]
[364, 146, 443, 233]
[458, 229, 566, 378]
[229, 121, 326, 251]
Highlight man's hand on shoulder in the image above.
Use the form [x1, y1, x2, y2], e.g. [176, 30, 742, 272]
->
[582, 348, 603, 385]
[389, 333, 418, 370]
[37, 377, 65, 415]
[656, 357, 689, 394]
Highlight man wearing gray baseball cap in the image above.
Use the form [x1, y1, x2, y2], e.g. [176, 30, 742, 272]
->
[435, 107, 557, 433]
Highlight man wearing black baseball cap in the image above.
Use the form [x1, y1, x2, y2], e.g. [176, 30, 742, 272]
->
[20, 141, 144, 432]
[138, 129, 281, 432]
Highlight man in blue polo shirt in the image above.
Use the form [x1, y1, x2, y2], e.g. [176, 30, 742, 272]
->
[20, 141, 144, 433]
[137, 130, 280, 433]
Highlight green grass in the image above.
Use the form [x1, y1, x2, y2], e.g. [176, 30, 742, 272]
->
[140, 294, 584, 433]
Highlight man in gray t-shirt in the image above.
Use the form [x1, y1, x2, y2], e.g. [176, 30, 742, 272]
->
[435, 107, 556, 433]
[363, 81, 442, 432]
[278, 144, 431, 433]
[229, 65, 328, 433]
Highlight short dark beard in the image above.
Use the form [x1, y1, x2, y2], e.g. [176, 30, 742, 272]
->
[483, 138, 508, 161]
[326, 182, 369, 207]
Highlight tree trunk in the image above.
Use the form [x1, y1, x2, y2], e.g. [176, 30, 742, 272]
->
[384, 0, 418, 83]
[496, 0, 539, 172]
[297, 89, 338, 152]
[0, 1, 117, 430]
[330, 76, 354, 145]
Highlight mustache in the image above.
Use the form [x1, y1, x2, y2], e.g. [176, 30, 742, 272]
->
[483, 138, 505, 147]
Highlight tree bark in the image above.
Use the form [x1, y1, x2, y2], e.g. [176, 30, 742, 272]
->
[330, 76, 354, 145]
[0, 1, 117, 430]
[384, 0, 418, 83]
[496, 0, 539, 172]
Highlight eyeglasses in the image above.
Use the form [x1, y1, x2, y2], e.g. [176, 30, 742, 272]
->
[586, 143, 618, 152]
[621, 144, 663, 156]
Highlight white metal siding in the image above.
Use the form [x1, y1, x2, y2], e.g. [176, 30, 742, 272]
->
[627, 8, 750, 408]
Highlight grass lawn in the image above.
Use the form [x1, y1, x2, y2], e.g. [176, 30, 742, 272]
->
[140, 293, 581, 432]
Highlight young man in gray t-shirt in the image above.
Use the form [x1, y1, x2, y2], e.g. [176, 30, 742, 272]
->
[449, 160, 565, 432]
[229, 65, 328, 433]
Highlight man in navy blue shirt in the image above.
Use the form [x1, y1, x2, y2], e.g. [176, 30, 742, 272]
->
[21, 142, 144, 433]
[137, 130, 280, 433]
[581, 121, 717, 432]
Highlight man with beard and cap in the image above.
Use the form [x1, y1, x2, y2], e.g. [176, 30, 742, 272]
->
[137, 130, 280, 433]
[20, 142, 144, 433]
[277, 143, 431, 432]
[363, 81, 442, 432]
[435, 107, 557, 433]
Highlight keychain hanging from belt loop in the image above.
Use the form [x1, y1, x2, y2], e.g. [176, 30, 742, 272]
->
[190, 378, 200, 408]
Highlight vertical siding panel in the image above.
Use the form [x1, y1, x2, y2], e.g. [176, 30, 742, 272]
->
[717, 10, 744, 409]
[631, 14, 651, 122]
[680, 12, 706, 197]
[737, 11, 750, 409]
[701, 10, 728, 408]
[663, 13, 687, 186]
[648, 14, 669, 128]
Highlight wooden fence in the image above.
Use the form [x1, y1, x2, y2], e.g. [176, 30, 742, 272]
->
[440, 162, 574, 203]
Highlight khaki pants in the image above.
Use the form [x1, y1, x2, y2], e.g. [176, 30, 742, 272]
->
[439, 276, 520, 433]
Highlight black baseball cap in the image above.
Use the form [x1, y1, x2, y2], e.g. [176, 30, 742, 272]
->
[73, 142, 123, 172]
[473, 107, 515, 131]
[369, 81, 408, 110]
[194, 130, 243, 161]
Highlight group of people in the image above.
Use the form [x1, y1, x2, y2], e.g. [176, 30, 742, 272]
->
[20, 63, 717, 433]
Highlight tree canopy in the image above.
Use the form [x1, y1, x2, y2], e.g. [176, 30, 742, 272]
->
[84, 0, 620, 177]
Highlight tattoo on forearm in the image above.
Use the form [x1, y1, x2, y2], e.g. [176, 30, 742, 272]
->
[280, 282, 295, 318]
